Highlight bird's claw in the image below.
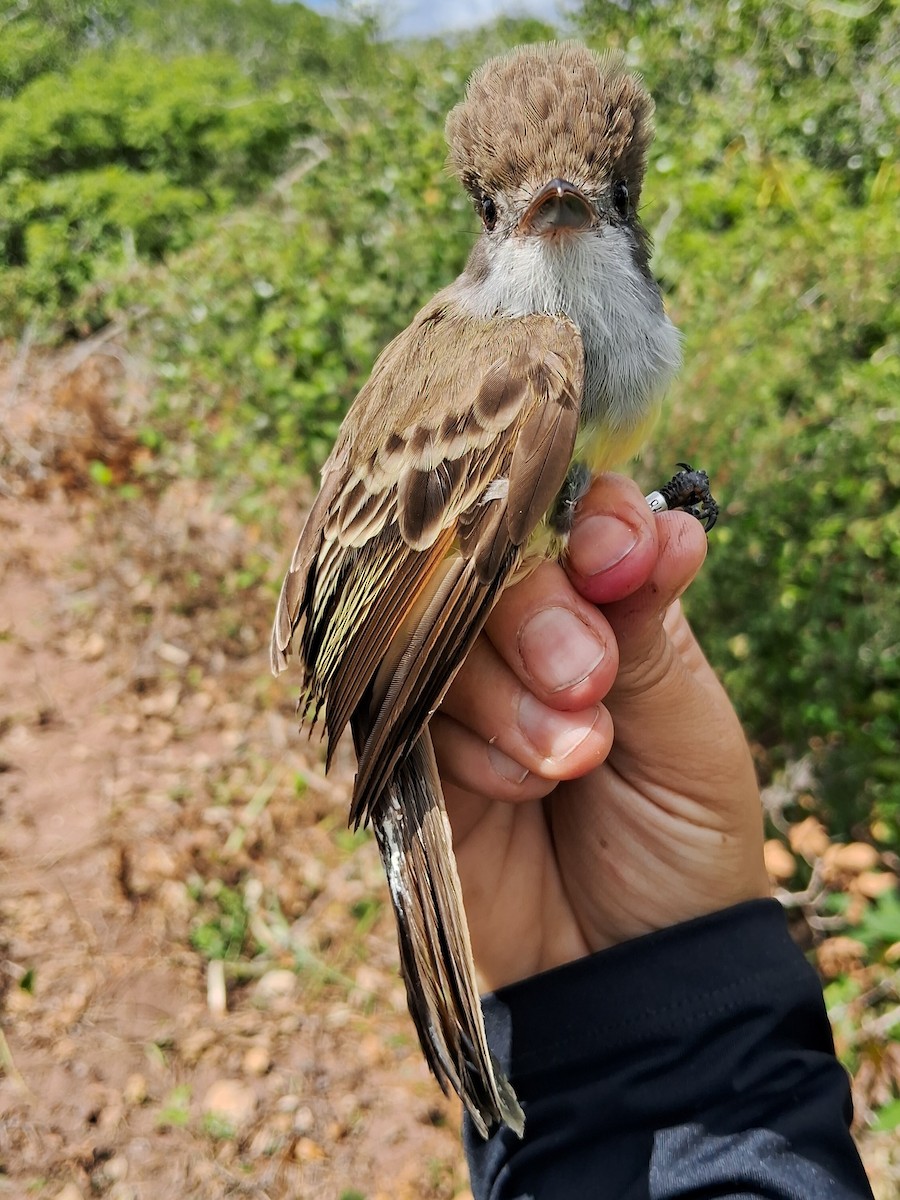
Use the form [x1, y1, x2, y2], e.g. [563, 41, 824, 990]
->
[645, 463, 719, 532]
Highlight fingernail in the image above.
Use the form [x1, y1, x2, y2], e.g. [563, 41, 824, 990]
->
[487, 742, 530, 784]
[571, 515, 638, 577]
[518, 693, 600, 761]
[518, 607, 606, 692]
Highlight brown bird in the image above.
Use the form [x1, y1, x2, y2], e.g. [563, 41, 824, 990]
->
[271, 42, 682, 1137]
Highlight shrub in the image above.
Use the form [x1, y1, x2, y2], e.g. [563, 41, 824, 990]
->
[4, 0, 897, 836]
[0, 0, 357, 333]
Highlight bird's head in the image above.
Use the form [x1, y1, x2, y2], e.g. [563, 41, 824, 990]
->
[446, 43, 654, 248]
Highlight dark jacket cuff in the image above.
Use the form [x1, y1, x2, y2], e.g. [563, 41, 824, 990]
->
[465, 899, 873, 1200]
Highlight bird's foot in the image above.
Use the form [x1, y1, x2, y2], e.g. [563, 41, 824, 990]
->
[645, 463, 719, 532]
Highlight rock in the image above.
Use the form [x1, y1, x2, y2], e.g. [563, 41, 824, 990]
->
[324, 1003, 352, 1029]
[122, 842, 178, 896]
[139, 684, 181, 718]
[293, 1136, 326, 1162]
[80, 632, 106, 662]
[827, 841, 880, 875]
[6, 986, 34, 1015]
[252, 969, 297, 1006]
[816, 936, 866, 980]
[249, 1126, 284, 1158]
[293, 1105, 315, 1135]
[242, 1045, 271, 1076]
[788, 816, 830, 861]
[333, 1092, 360, 1123]
[180, 1027, 217, 1064]
[156, 641, 191, 667]
[104, 1156, 129, 1182]
[108, 1186, 137, 1200]
[55, 1186, 85, 1200]
[202, 1079, 257, 1128]
[763, 839, 796, 882]
[271, 1112, 293, 1134]
[157, 879, 193, 928]
[98, 1101, 125, 1130]
[124, 1074, 148, 1105]
[855, 871, 895, 899]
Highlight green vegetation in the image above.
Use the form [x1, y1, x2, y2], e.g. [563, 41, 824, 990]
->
[0, 0, 376, 327]
[577, 0, 900, 838]
[190, 878, 254, 961]
[156, 1082, 192, 1128]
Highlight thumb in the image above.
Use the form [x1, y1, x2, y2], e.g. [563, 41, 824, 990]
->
[597, 511, 708, 687]
[565, 473, 708, 684]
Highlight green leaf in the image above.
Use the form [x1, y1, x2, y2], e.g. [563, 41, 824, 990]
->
[156, 1083, 192, 1128]
[850, 891, 900, 950]
[871, 1098, 900, 1133]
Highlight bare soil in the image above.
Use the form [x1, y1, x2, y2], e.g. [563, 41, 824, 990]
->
[0, 342, 468, 1199]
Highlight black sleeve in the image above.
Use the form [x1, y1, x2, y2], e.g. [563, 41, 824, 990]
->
[464, 899, 874, 1200]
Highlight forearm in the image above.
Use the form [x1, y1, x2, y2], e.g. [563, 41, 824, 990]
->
[465, 899, 874, 1200]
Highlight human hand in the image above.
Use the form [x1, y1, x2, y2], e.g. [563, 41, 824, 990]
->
[433, 473, 769, 990]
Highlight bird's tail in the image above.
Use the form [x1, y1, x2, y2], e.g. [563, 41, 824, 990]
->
[371, 731, 524, 1139]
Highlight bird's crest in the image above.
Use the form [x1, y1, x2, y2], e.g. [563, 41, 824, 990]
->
[446, 42, 654, 207]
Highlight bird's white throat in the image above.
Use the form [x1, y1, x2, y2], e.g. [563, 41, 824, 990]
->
[456, 227, 682, 435]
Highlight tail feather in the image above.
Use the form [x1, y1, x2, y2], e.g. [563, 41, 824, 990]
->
[372, 732, 524, 1139]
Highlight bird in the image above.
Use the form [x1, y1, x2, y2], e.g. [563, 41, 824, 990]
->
[271, 42, 683, 1138]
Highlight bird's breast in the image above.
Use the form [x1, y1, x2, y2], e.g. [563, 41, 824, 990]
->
[457, 227, 681, 439]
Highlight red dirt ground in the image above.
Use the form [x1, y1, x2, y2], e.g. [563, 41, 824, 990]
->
[0, 343, 469, 1199]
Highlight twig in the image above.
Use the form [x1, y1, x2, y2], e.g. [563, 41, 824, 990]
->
[224, 763, 286, 856]
[861, 1002, 900, 1041]
[272, 138, 331, 195]
[773, 861, 827, 909]
[207, 958, 227, 1017]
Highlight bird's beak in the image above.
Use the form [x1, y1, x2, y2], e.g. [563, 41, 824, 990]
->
[518, 179, 595, 236]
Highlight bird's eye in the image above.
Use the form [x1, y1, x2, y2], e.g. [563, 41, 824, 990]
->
[612, 180, 630, 217]
[480, 195, 498, 230]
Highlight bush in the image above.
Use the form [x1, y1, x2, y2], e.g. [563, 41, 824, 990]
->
[654, 159, 900, 835]
[578, 0, 898, 187]
[89, 38, 501, 474]
[4, 0, 898, 837]
[0, 0, 361, 333]
[586, 0, 900, 836]
[104, 6, 899, 837]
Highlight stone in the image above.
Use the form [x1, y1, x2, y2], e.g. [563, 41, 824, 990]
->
[202, 1079, 257, 1128]
[242, 1044, 271, 1076]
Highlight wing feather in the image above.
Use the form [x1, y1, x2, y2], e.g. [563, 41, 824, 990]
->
[270, 299, 584, 1136]
[271, 300, 584, 762]
[321, 524, 455, 754]
[507, 352, 581, 544]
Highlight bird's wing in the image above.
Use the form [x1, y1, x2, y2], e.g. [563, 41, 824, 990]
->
[271, 300, 583, 1134]
[271, 297, 584, 798]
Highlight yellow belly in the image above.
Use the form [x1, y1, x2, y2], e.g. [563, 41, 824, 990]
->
[518, 404, 661, 573]
[575, 401, 661, 476]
